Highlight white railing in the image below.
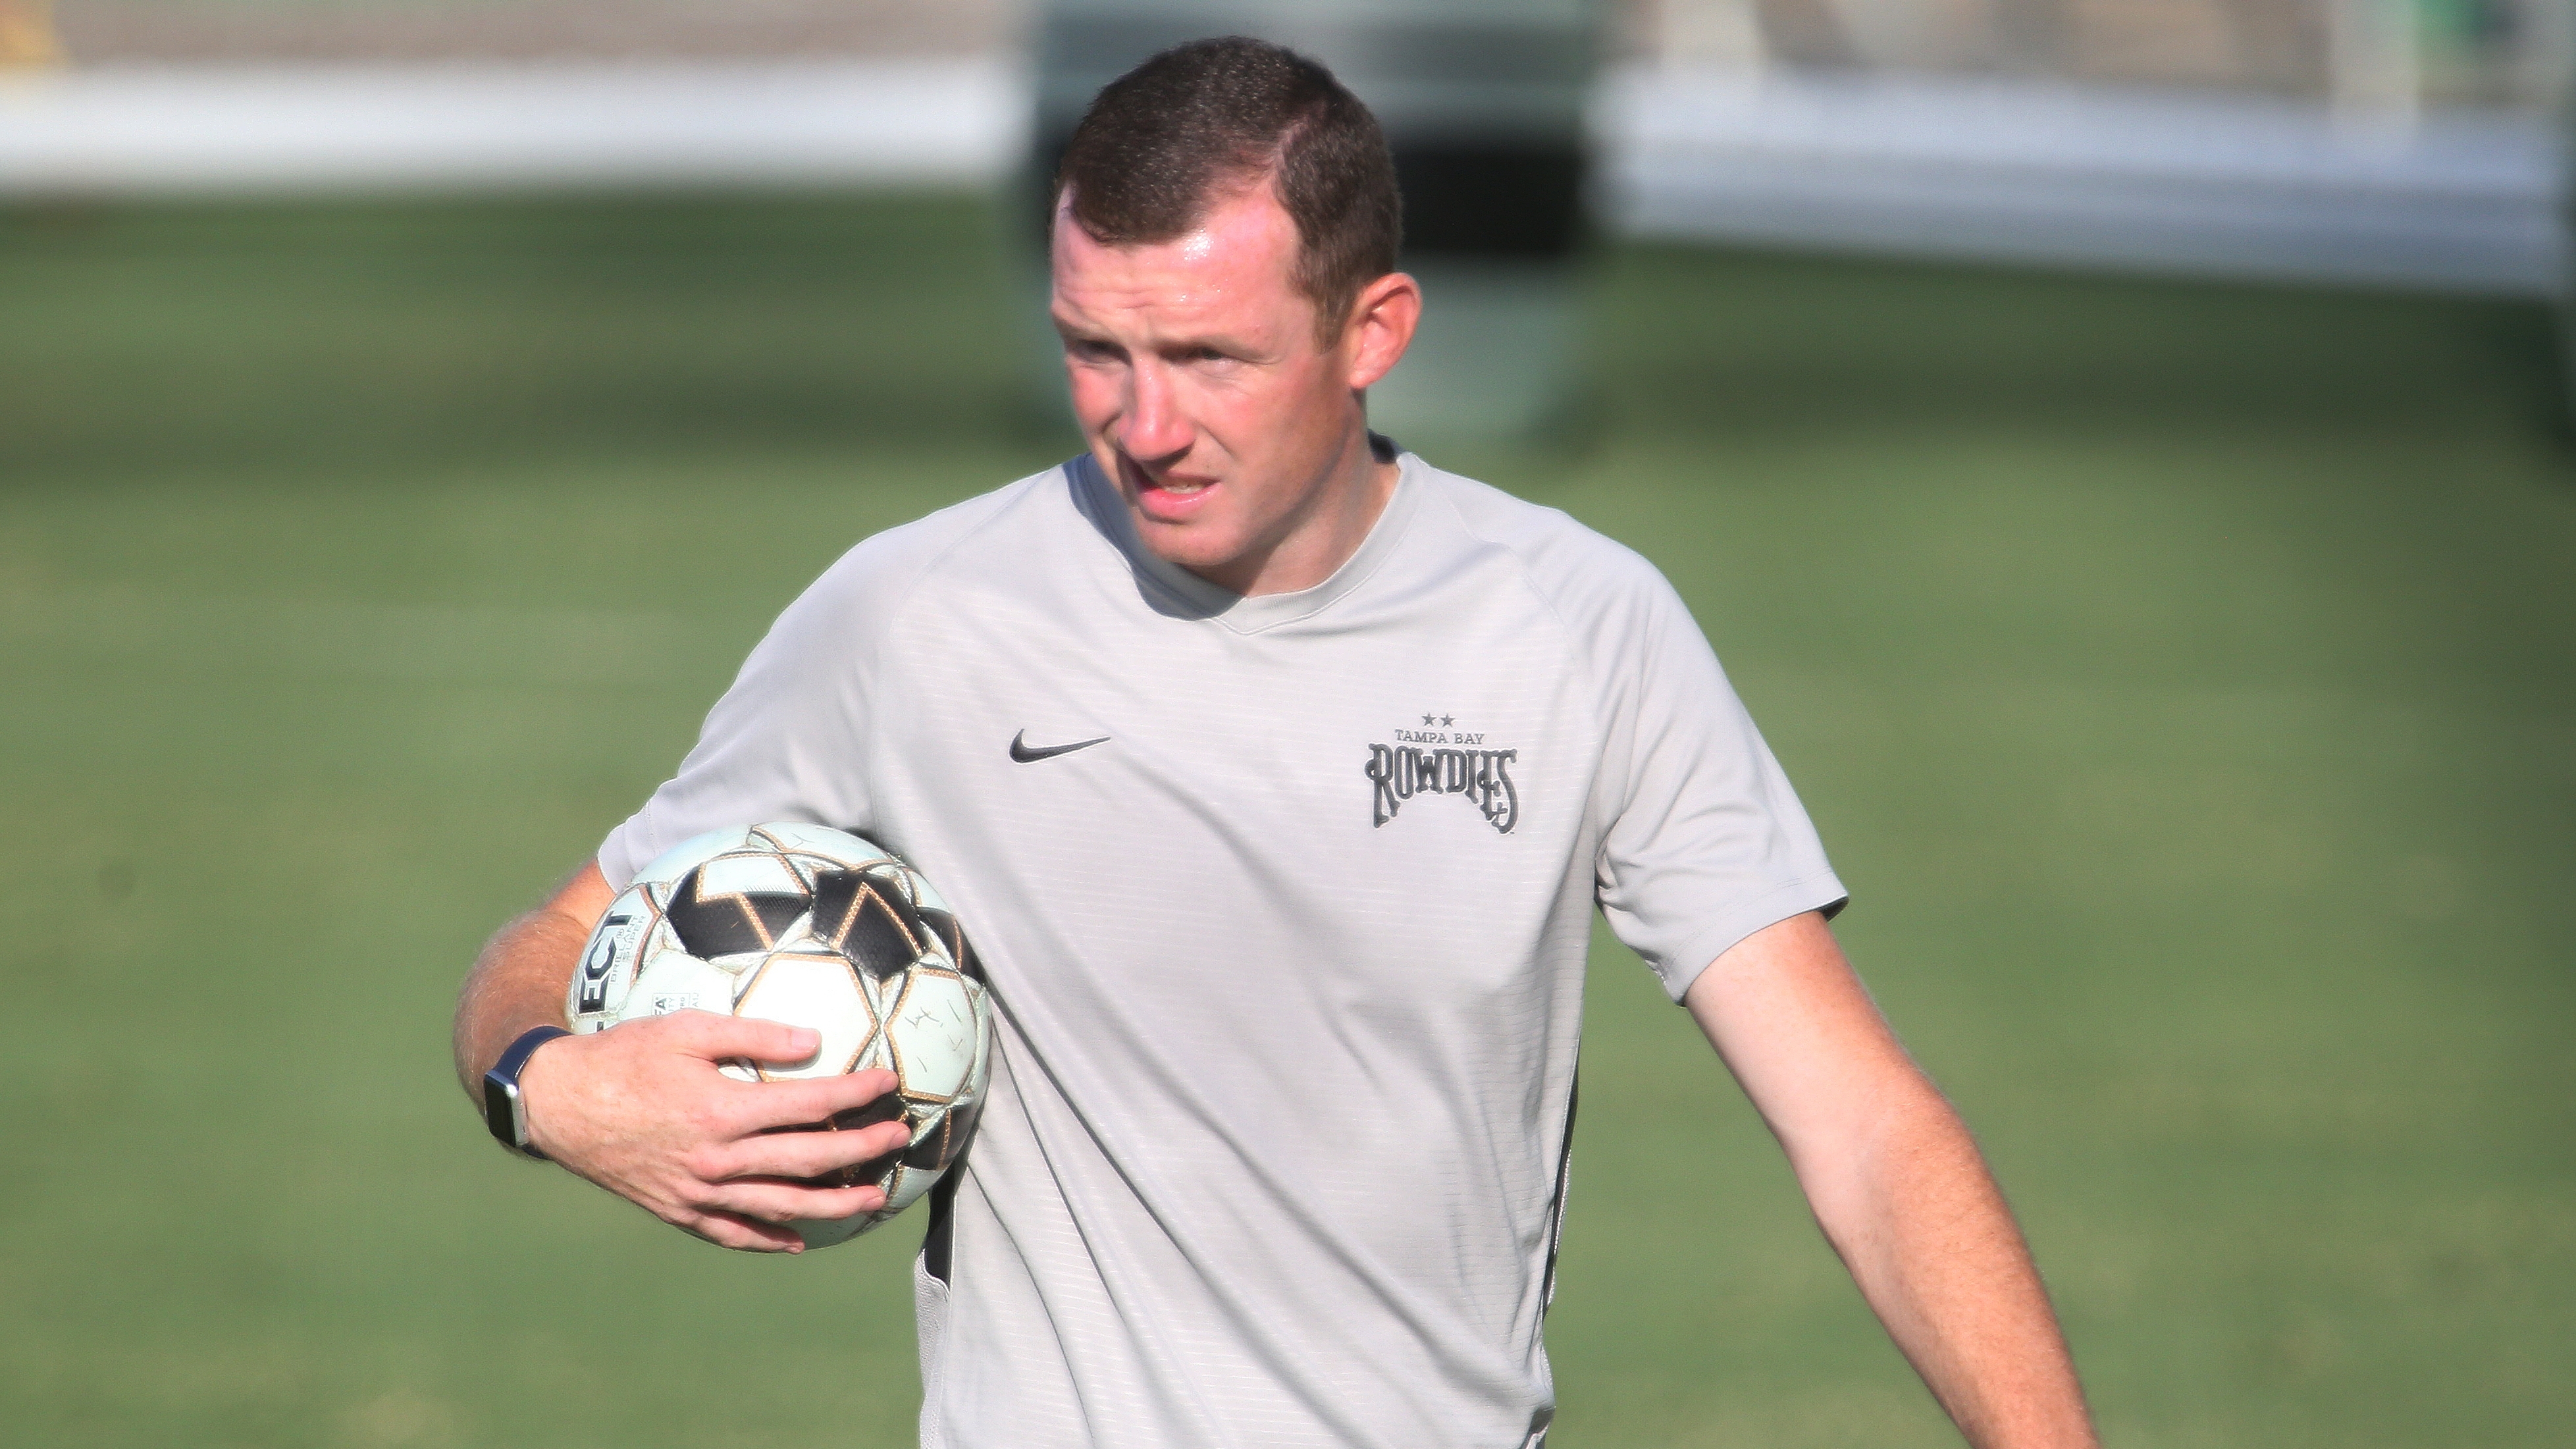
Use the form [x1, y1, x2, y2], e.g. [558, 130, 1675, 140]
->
[0, 56, 2560, 295]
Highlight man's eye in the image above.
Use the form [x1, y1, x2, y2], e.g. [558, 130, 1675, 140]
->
[1065, 339, 1119, 362]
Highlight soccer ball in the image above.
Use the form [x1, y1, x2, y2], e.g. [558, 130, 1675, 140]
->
[566, 822, 993, 1248]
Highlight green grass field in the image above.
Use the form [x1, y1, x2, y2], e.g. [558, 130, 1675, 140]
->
[3, 194, 2570, 1448]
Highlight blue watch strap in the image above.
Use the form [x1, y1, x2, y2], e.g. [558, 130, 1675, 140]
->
[483, 1025, 571, 1159]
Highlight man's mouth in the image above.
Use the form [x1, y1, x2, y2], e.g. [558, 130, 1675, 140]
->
[1122, 458, 1217, 521]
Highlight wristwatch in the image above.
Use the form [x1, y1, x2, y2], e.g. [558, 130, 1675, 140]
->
[483, 1025, 571, 1160]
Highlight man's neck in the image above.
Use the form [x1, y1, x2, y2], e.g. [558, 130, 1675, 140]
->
[1214, 427, 1400, 598]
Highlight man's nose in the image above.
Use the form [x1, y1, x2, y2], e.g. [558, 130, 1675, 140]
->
[1117, 361, 1193, 463]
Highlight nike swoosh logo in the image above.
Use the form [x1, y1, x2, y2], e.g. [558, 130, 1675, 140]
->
[1009, 729, 1110, 763]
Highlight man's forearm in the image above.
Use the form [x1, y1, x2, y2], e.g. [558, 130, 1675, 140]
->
[452, 909, 583, 1095]
[1685, 914, 2095, 1449]
[1794, 1084, 2095, 1449]
[452, 861, 616, 1095]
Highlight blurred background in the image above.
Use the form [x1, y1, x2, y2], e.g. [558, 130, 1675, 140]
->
[2, 3, 2570, 1447]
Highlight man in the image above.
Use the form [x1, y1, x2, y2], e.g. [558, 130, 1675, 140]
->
[454, 37, 2097, 1449]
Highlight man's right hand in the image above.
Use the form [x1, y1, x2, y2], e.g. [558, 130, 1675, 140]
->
[454, 860, 917, 1255]
[517, 1010, 915, 1252]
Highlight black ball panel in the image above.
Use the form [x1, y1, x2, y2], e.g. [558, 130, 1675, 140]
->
[915, 905, 985, 983]
[811, 869, 913, 967]
[822, 1092, 908, 1135]
[904, 1095, 981, 1171]
[841, 881, 925, 979]
[664, 860, 808, 957]
[806, 869, 864, 947]
[870, 865, 930, 949]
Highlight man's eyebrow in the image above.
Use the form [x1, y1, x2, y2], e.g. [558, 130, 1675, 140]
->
[1049, 318, 1256, 359]
[1158, 330, 1269, 359]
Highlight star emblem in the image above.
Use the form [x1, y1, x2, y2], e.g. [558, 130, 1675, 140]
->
[1422, 713, 1435, 725]
[1440, 715, 1454, 727]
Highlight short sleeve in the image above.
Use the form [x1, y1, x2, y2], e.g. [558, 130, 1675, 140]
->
[1589, 569, 1845, 1001]
[596, 551, 887, 890]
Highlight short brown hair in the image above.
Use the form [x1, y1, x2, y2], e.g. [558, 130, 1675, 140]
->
[1054, 36, 1404, 344]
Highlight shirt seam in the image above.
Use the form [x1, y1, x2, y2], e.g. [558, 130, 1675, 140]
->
[594, 477, 1052, 890]
[1417, 477, 1626, 867]
[839, 471, 1069, 828]
[867, 467, 1072, 681]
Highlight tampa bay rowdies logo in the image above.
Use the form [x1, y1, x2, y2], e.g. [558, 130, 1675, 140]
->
[1365, 713, 1519, 833]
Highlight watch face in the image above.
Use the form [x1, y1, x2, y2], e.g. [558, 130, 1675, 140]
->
[484, 1071, 522, 1147]
[484, 1027, 565, 1159]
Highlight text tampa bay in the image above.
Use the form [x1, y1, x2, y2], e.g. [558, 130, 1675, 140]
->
[1364, 719, 1519, 833]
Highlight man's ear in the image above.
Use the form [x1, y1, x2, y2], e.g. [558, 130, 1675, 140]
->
[1342, 272, 1422, 391]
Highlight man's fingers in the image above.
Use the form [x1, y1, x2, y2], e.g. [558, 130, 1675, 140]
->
[700, 1178, 887, 1228]
[657, 1009, 824, 1068]
[731, 1068, 903, 1133]
[717, 1117, 915, 1180]
[680, 1209, 810, 1253]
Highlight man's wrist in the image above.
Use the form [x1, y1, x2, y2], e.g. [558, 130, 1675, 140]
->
[483, 1025, 571, 1159]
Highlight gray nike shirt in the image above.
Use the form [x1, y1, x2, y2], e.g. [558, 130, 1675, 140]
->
[600, 449, 1847, 1449]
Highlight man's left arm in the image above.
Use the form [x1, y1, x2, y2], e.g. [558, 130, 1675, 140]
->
[1685, 910, 2099, 1449]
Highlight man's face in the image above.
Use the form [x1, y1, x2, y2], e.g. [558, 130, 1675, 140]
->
[1051, 184, 1396, 595]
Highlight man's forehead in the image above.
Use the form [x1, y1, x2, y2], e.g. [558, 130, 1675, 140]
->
[1050, 184, 1302, 316]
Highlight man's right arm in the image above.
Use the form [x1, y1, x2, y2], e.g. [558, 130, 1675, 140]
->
[452, 860, 914, 1253]
[451, 861, 617, 1102]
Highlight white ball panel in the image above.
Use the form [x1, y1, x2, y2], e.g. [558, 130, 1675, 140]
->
[910, 872, 953, 917]
[565, 885, 656, 1030]
[625, 951, 738, 1020]
[752, 820, 888, 867]
[790, 1209, 871, 1251]
[629, 827, 750, 890]
[732, 952, 877, 1078]
[861, 968, 907, 1072]
[767, 912, 824, 952]
[885, 970, 980, 1102]
[880, 1164, 937, 1217]
[907, 1101, 949, 1149]
[693, 849, 807, 899]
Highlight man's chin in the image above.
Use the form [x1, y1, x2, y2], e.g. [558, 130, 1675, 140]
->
[1134, 521, 1219, 563]
[1132, 519, 1253, 587]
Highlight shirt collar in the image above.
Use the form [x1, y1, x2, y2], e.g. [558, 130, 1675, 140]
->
[1069, 438, 1422, 635]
